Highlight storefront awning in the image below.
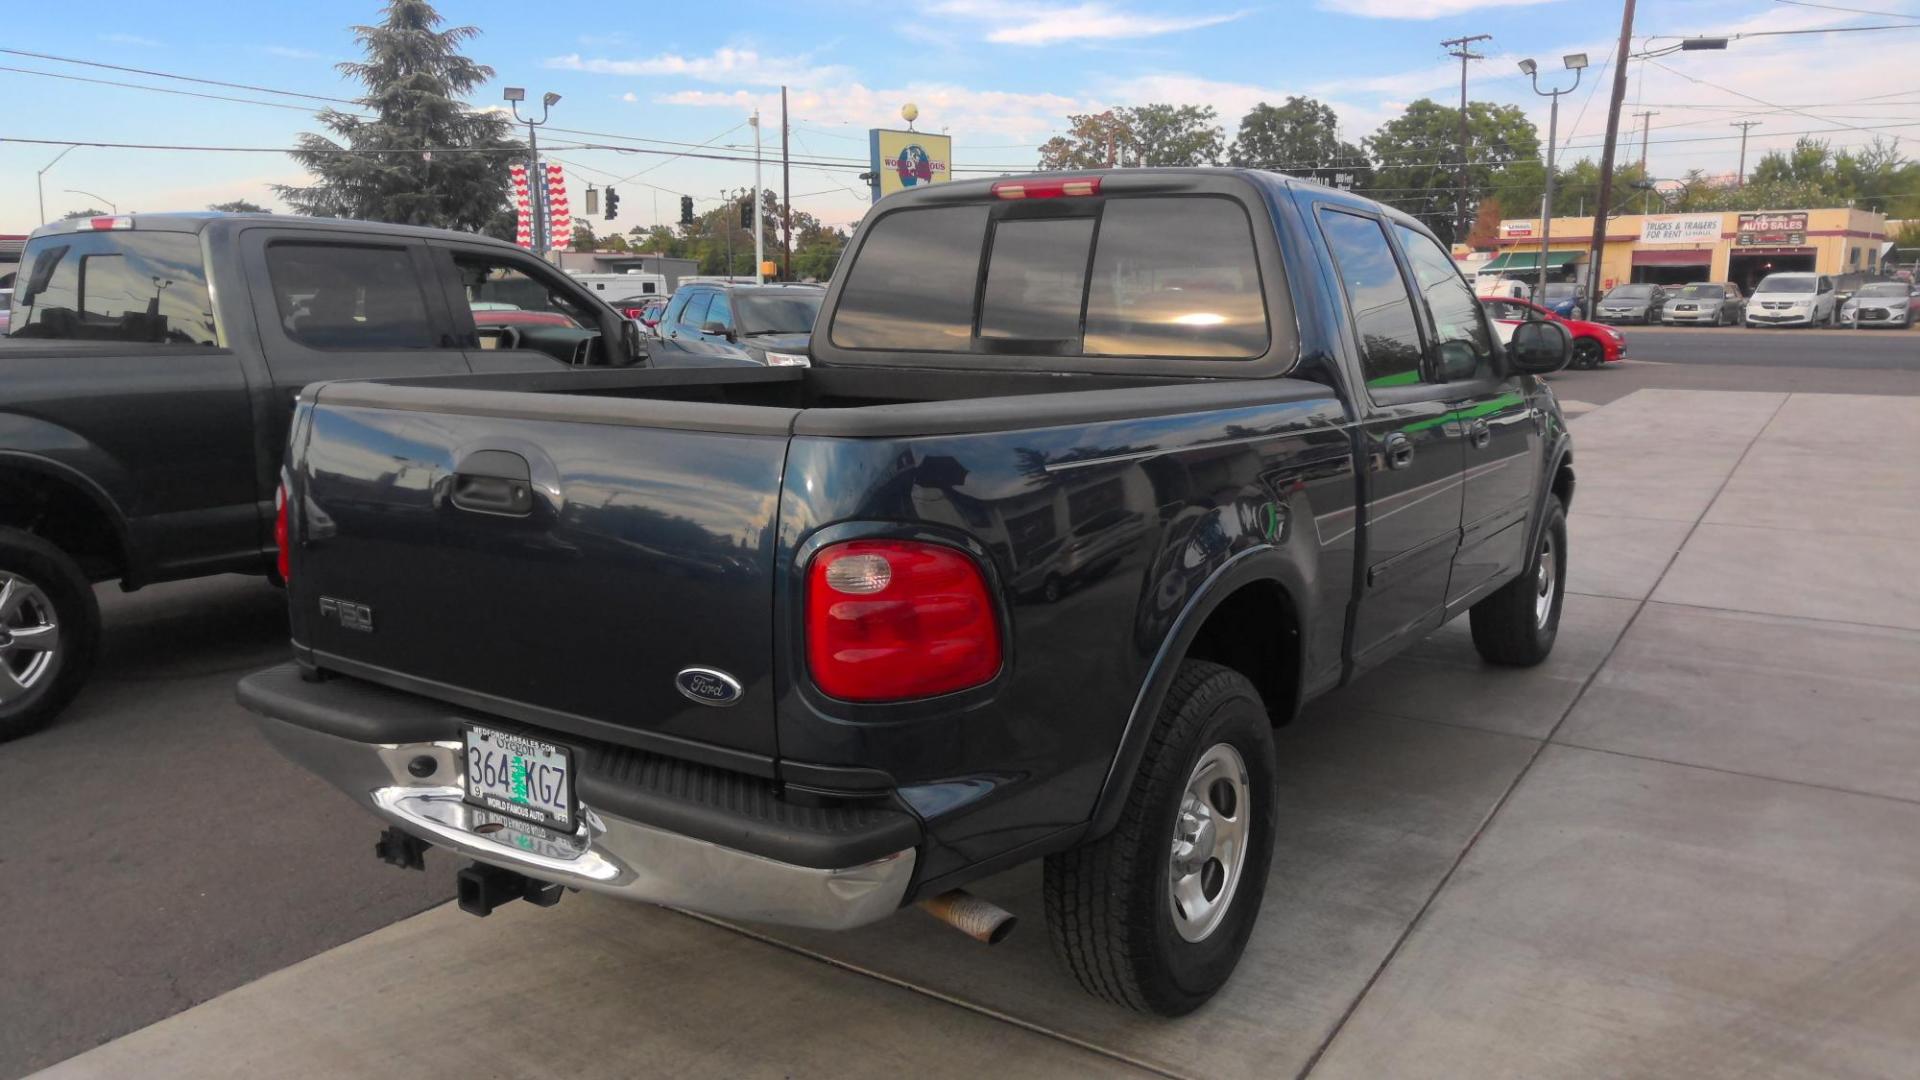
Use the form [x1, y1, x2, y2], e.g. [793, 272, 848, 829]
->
[1480, 251, 1583, 272]
[1632, 249, 1712, 266]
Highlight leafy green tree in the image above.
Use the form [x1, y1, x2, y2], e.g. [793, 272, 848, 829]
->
[61, 208, 109, 220]
[1037, 105, 1222, 169]
[209, 199, 271, 213]
[277, 1, 520, 236]
[1227, 97, 1371, 189]
[1362, 99, 1542, 245]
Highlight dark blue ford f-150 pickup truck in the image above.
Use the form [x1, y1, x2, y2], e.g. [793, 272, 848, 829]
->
[239, 168, 1575, 1015]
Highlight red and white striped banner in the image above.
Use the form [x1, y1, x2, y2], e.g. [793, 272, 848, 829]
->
[545, 163, 571, 251]
[509, 163, 533, 249]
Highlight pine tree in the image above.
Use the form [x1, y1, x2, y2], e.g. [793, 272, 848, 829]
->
[277, 1, 519, 235]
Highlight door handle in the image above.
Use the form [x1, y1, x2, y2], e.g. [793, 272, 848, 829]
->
[1383, 433, 1415, 471]
[1470, 420, 1492, 449]
[450, 449, 534, 516]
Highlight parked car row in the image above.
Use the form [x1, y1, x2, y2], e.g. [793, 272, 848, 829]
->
[1593, 273, 1914, 330]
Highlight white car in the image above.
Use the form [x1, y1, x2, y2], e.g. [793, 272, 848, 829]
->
[1840, 282, 1914, 329]
[1746, 272, 1840, 328]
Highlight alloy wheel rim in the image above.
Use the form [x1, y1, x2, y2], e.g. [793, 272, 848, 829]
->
[1534, 532, 1557, 629]
[1168, 742, 1251, 944]
[0, 573, 60, 706]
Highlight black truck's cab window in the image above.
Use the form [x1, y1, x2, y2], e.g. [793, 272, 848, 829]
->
[266, 242, 433, 349]
[832, 205, 988, 351]
[9, 231, 218, 345]
[1316, 210, 1424, 391]
[1394, 224, 1494, 381]
[1083, 197, 1267, 358]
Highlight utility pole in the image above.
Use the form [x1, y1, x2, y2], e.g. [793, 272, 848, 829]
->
[1634, 110, 1658, 171]
[1731, 120, 1761, 186]
[751, 109, 766, 284]
[1584, 0, 1636, 316]
[1442, 34, 1492, 245]
[781, 85, 792, 281]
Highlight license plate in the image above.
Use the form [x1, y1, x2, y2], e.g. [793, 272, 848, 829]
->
[462, 725, 573, 830]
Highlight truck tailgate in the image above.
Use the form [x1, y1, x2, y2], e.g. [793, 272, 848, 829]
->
[290, 385, 795, 769]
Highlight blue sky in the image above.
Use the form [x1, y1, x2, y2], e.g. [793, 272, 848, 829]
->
[3, 0, 1916, 234]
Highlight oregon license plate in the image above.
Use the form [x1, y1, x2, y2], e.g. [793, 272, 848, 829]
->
[462, 725, 573, 831]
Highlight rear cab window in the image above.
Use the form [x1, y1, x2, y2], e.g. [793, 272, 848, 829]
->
[822, 178, 1291, 374]
[8, 230, 218, 345]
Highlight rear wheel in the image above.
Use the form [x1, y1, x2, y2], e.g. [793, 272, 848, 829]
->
[1571, 339, 1604, 370]
[1470, 496, 1566, 667]
[1045, 660, 1276, 1016]
[0, 528, 101, 742]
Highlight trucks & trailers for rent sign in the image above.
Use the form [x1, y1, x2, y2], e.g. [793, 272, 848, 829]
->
[1640, 215, 1721, 244]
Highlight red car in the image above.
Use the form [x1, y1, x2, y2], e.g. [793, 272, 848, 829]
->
[1481, 296, 1625, 370]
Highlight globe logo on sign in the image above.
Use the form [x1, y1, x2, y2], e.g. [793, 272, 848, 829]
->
[896, 144, 935, 187]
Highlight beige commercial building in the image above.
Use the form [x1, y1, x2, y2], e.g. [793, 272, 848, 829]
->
[1472, 208, 1892, 293]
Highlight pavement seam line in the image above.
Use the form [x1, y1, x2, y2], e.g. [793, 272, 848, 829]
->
[1293, 389, 1791, 1080]
[674, 909, 1193, 1080]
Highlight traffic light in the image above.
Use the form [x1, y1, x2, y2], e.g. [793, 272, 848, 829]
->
[739, 197, 752, 230]
[679, 195, 694, 226]
[604, 186, 620, 221]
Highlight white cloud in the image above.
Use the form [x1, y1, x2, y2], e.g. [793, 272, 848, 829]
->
[100, 32, 163, 47]
[659, 82, 1090, 141]
[1315, 0, 1564, 17]
[544, 47, 848, 88]
[621, 91, 638, 103]
[260, 45, 325, 60]
[929, 0, 1248, 45]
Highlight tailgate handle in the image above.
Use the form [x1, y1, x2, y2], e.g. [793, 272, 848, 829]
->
[451, 450, 535, 516]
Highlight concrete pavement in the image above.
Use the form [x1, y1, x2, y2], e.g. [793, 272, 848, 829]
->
[25, 388, 1920, 1080]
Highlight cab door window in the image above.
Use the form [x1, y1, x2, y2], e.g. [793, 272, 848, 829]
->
[705, 291, 734, 334]
[678, 291, 712, 332]
[265, 242, 434, 349]
[1316, 209, 1426, 392]
[1394, 225, 1494, 382]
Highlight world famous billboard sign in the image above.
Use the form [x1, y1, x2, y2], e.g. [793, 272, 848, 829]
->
[869, 129, 952, 203]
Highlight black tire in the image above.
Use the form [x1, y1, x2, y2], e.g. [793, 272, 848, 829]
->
[0, 527, 101, 742]
[1571, 339, 1604, 370]
[1470, 496, 1566, 667]
[1044, 660, 1276, 1016]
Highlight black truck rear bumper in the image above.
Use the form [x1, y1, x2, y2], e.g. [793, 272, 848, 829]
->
[237, 662, 921, 930]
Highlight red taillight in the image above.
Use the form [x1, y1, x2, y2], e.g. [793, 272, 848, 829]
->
[85, 216, 132, 231]
[805, 540, 1002, 702]
[273, 483, 291, 582]
[991, 176, 1102, 200]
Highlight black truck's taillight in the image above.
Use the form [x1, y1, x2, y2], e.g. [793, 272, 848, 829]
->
[274, 481, 291, 582]
[805, 540, 1001, 702]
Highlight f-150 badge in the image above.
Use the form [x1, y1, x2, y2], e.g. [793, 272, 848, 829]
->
[676, 667, 743, 707]
[318, 596, 374, 632]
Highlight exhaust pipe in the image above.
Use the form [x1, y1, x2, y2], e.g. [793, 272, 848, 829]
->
[917, 889, 1017, 945]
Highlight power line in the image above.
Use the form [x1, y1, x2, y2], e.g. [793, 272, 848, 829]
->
[1771, 0, 1920, 21]
[0, 64, 365, 114]
[0, 46, 356, 103]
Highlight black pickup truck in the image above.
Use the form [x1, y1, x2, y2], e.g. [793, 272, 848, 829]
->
[240, 169, 1575, 1015]
[0, 212, 647, 739]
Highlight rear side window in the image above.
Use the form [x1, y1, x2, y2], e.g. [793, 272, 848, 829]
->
[1317, 210, 1424, 390]
[266, 242, 434, 349]
[8, 231, 217, 345]
[832, 205, 988, 351]
[830, 196, 1270, 360]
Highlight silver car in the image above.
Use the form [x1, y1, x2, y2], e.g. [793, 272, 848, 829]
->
[1840, 282, 1914, 329]
[1596, 283, 1667, 324]
[1662, 282, 1745, 326]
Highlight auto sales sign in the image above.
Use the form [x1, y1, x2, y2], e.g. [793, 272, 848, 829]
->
[1639, 215, 1722, 244]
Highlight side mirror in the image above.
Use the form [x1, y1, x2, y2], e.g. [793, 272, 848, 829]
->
[702, 320, 734, 340]
[621, 317, 649, 367]
[1509, 320, 1572, 375]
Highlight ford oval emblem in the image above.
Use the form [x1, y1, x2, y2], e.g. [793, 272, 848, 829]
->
[675, 667, 744, 707]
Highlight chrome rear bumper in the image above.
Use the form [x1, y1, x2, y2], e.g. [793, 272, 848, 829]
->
[257, 716, 916, 931]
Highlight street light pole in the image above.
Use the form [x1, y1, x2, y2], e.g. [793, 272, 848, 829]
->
[505, 88, 562, 257]
[36, 145, 78, 226]
[751, 110, 766, 284]
[64, 189, 117, 214]
[1522, 55, 1586, 302]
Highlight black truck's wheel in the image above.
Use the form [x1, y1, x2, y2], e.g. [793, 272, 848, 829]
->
[1469, 496, 1567, 667]
[1044, 660, 1276, 1016]
[0, 527, 101, 742]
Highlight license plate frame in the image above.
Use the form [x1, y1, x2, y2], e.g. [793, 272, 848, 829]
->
[461, 724, 575, 831]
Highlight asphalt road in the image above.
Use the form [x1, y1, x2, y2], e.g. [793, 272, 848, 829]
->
[1548, 323, 1920, 406]
[3, 325, 1916, 1078]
